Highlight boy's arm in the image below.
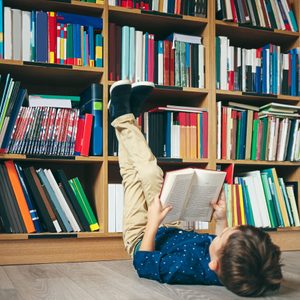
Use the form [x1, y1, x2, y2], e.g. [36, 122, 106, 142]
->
[139, 195, 172, 251]
[212, 188, 228, 236]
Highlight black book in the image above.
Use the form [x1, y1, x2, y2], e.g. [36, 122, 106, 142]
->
[264, 0, 277, 29]
[0, 164, 26, 233]
[216, 0, 226, 20]
[22, 167, 56, 232]
[55, 169, 90, 232]
[249, 0, 260, 26]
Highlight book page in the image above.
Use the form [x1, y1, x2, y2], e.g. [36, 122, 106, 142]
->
[182, 169, 226, 221]
[160, 170, 194, 224]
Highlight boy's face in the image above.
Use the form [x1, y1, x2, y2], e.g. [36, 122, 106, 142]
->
[208, 227, 239, 272]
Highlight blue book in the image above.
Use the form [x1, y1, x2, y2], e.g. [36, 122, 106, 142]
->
[144, 32, 149, 81]
[80, 84, 103, 156]
[255, 55, 261, 94]
[95, 34, 103, 67]
[60, 24, 64, 64]
[121, 26, 130, 80]
[56, 12, 102, 29]
[291, 49, 297, 96]
[272, 45, 278, 95]
[288, 9, 298, 32]
[238, 177, 250, 225]
[129, 27, 135, 82]
[15, 164, 42, 232]
[36, 11, 48, 63]
[30, 11, 36, 62]
[1, 88, 26, 151]
[83, 30, 87, 66]
[36, 168, 73, 232]
[279, 178, 294, 226]
[88, 26, 95, 66]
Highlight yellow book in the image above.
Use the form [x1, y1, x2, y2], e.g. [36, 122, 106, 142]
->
[232, 184, 238, 226]
[238, 184, 246, 225]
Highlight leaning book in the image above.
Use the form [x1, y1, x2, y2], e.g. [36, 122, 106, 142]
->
[160, 168, 226, 223]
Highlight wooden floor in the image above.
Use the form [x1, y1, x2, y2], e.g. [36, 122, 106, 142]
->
[1, 252, 300, 300]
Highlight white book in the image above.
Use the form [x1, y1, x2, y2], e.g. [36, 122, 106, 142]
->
[11, 8, 22, 60]
[45, 169, 81, 232]
[108, 184, 116, 232]
[266, 48, 270, 94]
[228, 46, 234, 90]
[160, 168, 226, 224]
[255, 0, 265, 27]
[268, 116, 276, 161]
[176, 123, 180, 158]
[226, 107, 232, 159]
[286, 186, 300, 226]
[171, 33, 202, 50]
[163, 0, 168, 13]
[158, 40, 164, 85]
[115, 184, 124, 233]
[270, 0, 284, 30]
[219, 36, 228, 90]
[152, 0, 159, 11]
[22, 11, 31, 61]
[129, 27, 136, 82]
[241, 48, 246, 92]
[290, 119, 299, 161]
[4, 7, 12, 59]
[294, 128, 300, 161]
[198, 44, 205, 88]
[57, 24, 61, 62]
[108, 0, 116, 5]
[224, 0, 233, 21]
[135, 31, 143, 82]
[142, 33, 146, 81]
[241, 175, 265, 227]
[28, 96, 72, 108]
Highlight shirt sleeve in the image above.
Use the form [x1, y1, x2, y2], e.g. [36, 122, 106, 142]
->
[133, 251, 163, 282]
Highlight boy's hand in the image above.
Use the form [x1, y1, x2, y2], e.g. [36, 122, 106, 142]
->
[147, 194, 172, 229]
[212, 188, 227, 222]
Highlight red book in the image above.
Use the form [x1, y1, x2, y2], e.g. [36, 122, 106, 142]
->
[202, 111, 208, 158]
[115, 25, 122, 81]
[224, 164, 235, 184]
[81, 113, 93, 156]
[256, 119, 263, 160]
[230, 0, 238, 23]
[74, 115, 85, 155]
[48, 12, 56, 64]
[56, 23, 61, 64]
[221, 106, 227, 160]
[169, 41, 175, 86]
[148, 34, 154, 82]
[163, 40, 170, 86]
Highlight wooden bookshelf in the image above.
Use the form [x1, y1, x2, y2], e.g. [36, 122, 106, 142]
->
[0, 0, 299, 265]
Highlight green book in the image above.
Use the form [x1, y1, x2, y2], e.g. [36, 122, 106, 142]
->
[260, 117, 268, 161]
[278, 178, 294, 226]
[31, 94, 80, 102]
[251, 118, 259, 160]
[66, 24, 73, 65]
[261, 173, 277, 228]
[179, 41, 186, 87]
[69, 178, 100, 231]
[174, 40, 181, 87]
[242, 180, 255, 226]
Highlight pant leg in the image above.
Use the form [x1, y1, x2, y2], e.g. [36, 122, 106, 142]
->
[113, 113, 164, 257]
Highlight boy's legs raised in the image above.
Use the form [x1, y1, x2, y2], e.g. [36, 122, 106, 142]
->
[112, 113, 164, 256]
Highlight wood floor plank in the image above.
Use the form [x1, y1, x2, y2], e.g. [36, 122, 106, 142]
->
[0, 251, 299, 300]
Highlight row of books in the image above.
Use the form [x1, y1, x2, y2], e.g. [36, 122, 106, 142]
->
[108, 183, 124, 233]
[216, 36, 300, 96]
[221, 165, 299, 228]
[216, 0, 298, 32]
[217, 101, 300, 161]
[141, 106, 208, 159]
[0, 6, 103, 67]
[0, 75, 103, 156]
[79, 1, 104, 3]
[109, 0, 208, 17]
[0, 161, 99, 234]
[109, 24, 205, 88]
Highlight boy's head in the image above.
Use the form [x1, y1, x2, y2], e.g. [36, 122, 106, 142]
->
[208, 225, 282, 297]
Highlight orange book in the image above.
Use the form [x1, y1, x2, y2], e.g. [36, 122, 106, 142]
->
[4, 161, 35, 233]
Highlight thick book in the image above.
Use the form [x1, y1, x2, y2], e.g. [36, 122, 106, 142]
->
[160, 168, 226, 223]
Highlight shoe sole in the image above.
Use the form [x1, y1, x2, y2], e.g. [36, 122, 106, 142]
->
[110, 79, 131, 95]
[132, 81, 155, 89]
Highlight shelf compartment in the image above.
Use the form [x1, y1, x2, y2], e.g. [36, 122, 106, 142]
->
[108, 156, 209, 164]
[215, 20, 299, 50]
[109, 5, 207, 38]
[0, 59, 103, 94]
[4, 0, 104, 16]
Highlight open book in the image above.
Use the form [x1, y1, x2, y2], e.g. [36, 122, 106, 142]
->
[160, 168, 226, 223]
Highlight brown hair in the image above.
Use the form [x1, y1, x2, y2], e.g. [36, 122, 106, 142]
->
[218, 225, 282, 297]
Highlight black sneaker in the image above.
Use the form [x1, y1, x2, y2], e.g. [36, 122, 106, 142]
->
[130, 81, 155, 118]
[108, 80, 132, 121]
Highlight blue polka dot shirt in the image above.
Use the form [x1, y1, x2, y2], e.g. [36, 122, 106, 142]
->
[133, 227, 222, 285]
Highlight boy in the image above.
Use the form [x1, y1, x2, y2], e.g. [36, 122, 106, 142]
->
[109, 80, 283, 297]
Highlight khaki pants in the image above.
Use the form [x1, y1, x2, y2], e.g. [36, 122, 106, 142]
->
[112, 113, 165, 257]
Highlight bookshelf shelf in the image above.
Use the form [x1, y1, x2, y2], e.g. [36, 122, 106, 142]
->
[216, 90, 300, 103]
[215, 20, 299, 49]
[4, 0, 104, 15]
[216, 160, 300, 166]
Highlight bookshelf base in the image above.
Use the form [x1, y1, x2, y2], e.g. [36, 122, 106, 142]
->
[269, 231, 300, 251]
[0, 237, 130, 266]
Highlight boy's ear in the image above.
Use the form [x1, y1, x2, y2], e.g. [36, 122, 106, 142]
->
[209, 259, 219, 272]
